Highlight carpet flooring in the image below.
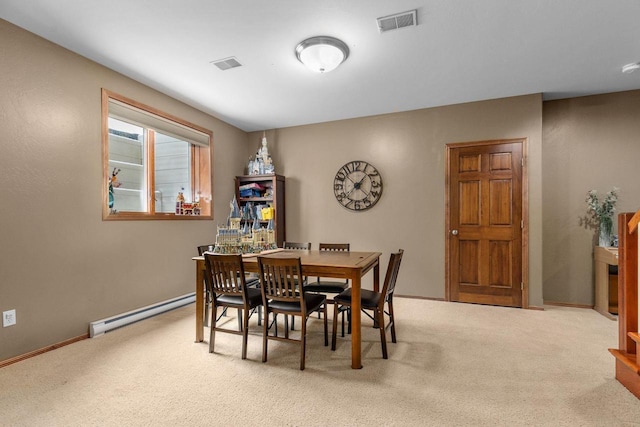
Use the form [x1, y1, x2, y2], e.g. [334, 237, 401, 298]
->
[1, 298, 639, 426]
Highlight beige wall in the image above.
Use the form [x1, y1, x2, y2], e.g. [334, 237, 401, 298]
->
[0, 19, 248, 361]
[5, 15, 635, 363]
[249, 94, 544, 305]
[542, 91, 640, 305]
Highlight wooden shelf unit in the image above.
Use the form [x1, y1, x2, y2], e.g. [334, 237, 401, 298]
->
[235, 174, 286, 247]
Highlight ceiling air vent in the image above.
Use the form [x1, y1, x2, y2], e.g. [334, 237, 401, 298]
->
[211, 57, 242, 71]
[377, 10, 417, 33]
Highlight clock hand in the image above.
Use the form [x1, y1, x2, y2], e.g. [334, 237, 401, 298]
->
[343, 173, 369, 199]
[345, 186, 358, 198]
[345, 175, 357, 185]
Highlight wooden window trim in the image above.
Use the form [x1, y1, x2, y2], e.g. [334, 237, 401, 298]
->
[102, 89, 213, 220]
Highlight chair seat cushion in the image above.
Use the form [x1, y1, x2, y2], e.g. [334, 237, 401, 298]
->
[333, 288, 381, 309]
[303, 281, 348, 294]
[269, 293, 326, 314]
[246, 277, 261, 288]
[218, 287, 262, 308]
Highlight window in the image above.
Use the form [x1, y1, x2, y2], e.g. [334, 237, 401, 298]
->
[102, 89, 212, 220]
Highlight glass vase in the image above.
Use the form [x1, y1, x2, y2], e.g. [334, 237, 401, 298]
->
[598, 217, 613, 247]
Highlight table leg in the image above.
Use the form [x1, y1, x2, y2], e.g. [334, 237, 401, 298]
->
[195, 259, 204, 342]
[351, 274, 362, 369]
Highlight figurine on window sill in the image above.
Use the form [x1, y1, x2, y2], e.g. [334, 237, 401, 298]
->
[108, 168, 121, 212]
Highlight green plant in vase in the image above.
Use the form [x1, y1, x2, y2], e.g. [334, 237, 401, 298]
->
[586, 187, 619, 247]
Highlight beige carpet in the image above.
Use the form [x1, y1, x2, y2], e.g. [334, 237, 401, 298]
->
[1, 298, 639, 426]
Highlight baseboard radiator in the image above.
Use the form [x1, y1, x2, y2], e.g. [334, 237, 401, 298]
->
[89, 292, 195, 338]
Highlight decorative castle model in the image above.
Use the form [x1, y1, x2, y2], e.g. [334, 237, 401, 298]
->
[247, 131, 275, 175]
[212, 195, 277, 254]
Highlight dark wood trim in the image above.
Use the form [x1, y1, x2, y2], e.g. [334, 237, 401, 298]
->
[0, 334, 88, 369]
[521, 138, 530, 309]
[444, 144, 451, 302]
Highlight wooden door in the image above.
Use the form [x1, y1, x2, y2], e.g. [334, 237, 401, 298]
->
[446, 140, 525, 308]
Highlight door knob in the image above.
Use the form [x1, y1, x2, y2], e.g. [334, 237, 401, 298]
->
[451, 229, 459, 236]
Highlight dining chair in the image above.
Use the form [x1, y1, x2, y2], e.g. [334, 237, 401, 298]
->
[200, 244, 260, 284]
[197, 244, 215, 327]
[303, 243, 350, 335]
[199, 244, 262, 326]
[258, 256, 328, 370]
[203, 253, 263, 359]
[283, 241, 311, 251]
[282, 241, 311, 288]
[331, 249, 404, 359]
[282, 241, 311, 330]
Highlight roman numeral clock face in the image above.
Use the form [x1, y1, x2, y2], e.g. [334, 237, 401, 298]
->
[333, 161, 383, 211]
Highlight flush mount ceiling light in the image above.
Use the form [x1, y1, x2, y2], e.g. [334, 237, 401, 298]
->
[295, 36, 349, 73]
[622, 62, 640, 74]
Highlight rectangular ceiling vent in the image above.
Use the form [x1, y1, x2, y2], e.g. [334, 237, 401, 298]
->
[377, 10, 417, 33]
[211, 57, 242, 71]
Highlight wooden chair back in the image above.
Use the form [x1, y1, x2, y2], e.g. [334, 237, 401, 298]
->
[319, 243, 350, 252]
[197, 245, 217, 327]
[258, 255, 328, 369]
[204, 253, 248, 297]
[317, 243, 350, 286]
[197, 244, 215, 256]
[380, 249, 404, 307]
[258, 256, 306, 311]
[283, 241, 311, 250]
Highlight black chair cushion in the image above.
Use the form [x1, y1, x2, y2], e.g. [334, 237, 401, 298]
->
[217, 287, 262, 308]
[246, 277, 261, 288]
[303, 281, 348, 294]
[333, 288, 381, 309]
[269, 293, 326, 314]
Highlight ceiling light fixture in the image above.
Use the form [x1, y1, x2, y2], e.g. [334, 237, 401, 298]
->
[622, 62, 640, 74]
[295, 36, 349, 73]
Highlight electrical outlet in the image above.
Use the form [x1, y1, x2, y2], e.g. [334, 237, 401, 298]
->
[3, 309, 16, 327]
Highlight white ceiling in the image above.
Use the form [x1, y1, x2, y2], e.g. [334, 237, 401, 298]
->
[1, 1, 640, 132]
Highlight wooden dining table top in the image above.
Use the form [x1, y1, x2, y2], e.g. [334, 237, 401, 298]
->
[236, 248, 382, 275]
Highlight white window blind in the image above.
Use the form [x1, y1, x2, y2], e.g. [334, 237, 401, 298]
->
[108, 98, 209, 147]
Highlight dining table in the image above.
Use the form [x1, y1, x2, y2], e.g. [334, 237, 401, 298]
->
[193, 248, 381, 369]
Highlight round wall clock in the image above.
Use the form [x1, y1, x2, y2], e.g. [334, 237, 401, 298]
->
[333, 160, 383, 211]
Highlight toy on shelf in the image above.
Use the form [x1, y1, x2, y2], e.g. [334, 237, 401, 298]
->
[247, 131, 275, 175]
[108, 168, 122, 213]
[175, 188, 201, 216]
[212, 195, 276, 254]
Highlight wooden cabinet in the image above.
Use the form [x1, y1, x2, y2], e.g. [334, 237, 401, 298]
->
[235, 174, 285, 247]
[594, 246, 618, 319]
